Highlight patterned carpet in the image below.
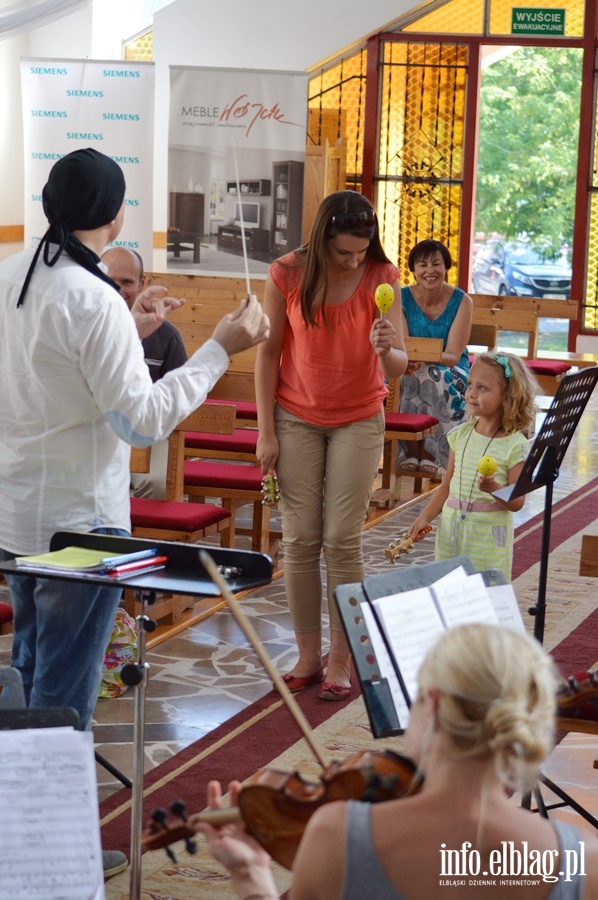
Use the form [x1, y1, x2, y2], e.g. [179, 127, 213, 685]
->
[100, 477, 598, 898]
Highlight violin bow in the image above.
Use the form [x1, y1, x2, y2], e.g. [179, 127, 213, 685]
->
[199, 550, 330, 770]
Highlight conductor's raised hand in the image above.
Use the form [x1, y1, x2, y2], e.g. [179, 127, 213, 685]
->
[211, 293, 270, 358]
[131, 286, 186, 339]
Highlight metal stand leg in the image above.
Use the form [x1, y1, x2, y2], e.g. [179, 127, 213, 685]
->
[95, 750, 132, 789]
[120, 590, 157, 900]
[537, 772, 598, 830]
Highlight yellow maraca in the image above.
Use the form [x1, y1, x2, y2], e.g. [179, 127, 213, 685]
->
[374, 283, 395, 317]
[478, 456, 498, 477]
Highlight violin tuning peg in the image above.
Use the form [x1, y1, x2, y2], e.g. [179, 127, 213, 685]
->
[184, 836, 198, 855]
[151, 807, 169, 827]
[170, 799, 187, 820]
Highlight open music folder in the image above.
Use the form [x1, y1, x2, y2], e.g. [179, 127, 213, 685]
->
[0, 726, 104, 899]
[335, 557, 524, 738]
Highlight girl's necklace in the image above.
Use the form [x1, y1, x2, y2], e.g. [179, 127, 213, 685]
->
[458, 424, 501, 519]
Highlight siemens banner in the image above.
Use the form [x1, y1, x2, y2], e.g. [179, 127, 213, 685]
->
[21, 59, 155, 263]
[168, 66, 307, 276]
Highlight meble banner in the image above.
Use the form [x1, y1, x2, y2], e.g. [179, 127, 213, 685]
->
[21, 58, 154, 264]
[168, 66, 307, 275]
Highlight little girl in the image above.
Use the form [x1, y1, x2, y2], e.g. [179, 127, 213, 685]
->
[408, 352, 540, 581]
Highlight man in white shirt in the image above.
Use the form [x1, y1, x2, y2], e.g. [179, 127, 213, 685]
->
[0, 149, 267, 741]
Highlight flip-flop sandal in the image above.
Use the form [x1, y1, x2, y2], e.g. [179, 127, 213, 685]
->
[419, 462, 439, 475]
[400, 457, 420, 471]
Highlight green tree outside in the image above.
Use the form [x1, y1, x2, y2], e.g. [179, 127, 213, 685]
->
[475, 46, 582, 262]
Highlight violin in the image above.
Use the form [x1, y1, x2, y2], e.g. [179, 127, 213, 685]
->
[142, 552, 420, 870]
[143, 749, 418, 869]
[384, 525, 432, 563]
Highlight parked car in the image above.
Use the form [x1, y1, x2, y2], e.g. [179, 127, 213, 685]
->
[471, 241, 571, 298]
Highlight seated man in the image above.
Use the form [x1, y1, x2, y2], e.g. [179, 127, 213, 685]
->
[102, 247, 188, 497]
[102, 247, 187, 381]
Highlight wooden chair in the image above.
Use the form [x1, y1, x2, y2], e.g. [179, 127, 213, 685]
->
[373, 336, 443, 506]
[468, 322, 498, 354]
[182, 459, 277, 556]
[182, 370, 281, 555]
[471, 296, 571, 395]
[126, 403, 237, 623]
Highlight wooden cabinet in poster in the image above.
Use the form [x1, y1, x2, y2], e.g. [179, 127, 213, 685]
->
[271, 161, 304, 254]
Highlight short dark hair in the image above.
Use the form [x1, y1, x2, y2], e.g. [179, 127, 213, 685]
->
[408, 239, 452, 272]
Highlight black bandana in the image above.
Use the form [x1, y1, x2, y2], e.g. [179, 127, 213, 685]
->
[16, 148, 126, 308]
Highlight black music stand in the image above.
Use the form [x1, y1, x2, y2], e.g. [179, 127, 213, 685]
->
[334, 557, 505, 738]
[492, 367, 598, 829]
[493, 366, 598, 645]
[0, 531, 272, 900]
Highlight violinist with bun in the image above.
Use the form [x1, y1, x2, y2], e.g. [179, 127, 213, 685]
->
[193, 624, 598, 899]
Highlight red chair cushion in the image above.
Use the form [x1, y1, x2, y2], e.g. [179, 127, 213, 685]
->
[0, 602, 13, 626]
[525, 360, 571, 376]
[184, 460, 264, 491]
[384, 412, 439, 432]
[205, 398, 257, 420]
[130, 497, 230, 531]
[185, 429, 258, 453]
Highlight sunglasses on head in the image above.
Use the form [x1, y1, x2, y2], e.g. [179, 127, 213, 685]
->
[329, 209, 376, 229]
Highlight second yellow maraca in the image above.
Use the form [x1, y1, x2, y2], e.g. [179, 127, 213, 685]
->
[374, 282, 395, 316]
[478, 455, 498, 477]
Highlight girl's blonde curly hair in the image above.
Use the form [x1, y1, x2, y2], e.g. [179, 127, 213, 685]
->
[471, 352, 541, 434]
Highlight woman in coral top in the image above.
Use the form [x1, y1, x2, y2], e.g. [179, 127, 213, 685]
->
[256, 190, 407, 700]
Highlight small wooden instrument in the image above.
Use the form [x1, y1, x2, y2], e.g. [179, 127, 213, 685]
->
[556, 670, 598, 721]
[384, 525, 433, 563]
[143, 750, 418, 869]
[261, 472, 280, 505]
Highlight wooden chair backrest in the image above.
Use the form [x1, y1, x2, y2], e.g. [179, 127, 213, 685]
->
[469, 322, 498, 352]
[165, 403, 236, 501]
[470, 294, 578, 358]
[144, 272, 266, 373]
[130, 446, 151, 474]
[207, 371, 256, 403]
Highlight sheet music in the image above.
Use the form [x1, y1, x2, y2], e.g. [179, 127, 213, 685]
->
[372, 586, 446, 702]
[360, 602, 410, 728]
[369, 568, 511, 709]
[432, 570, 498, 628]
[487, 584, 525, 632]
[0, 727, 104, 899]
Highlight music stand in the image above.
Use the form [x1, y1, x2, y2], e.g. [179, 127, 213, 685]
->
[490, 367, 598, 831]
[493, 366, 598, 644]
[0, 531, 272, 900]
[335, 557, 505, 738]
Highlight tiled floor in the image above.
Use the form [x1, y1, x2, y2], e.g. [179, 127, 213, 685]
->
[88, 383, 597, 824]
[1, 358, 597, 843]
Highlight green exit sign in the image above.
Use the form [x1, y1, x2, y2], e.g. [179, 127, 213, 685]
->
[511, 8, 566, 34]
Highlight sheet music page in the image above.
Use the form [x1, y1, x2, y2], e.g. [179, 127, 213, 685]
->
[0, 727, 104, 899]
[486, 584, 526, 632]
[371, 587, 446, 702]
[432, 570, 498, 629]
[360, 602, 410, 728]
